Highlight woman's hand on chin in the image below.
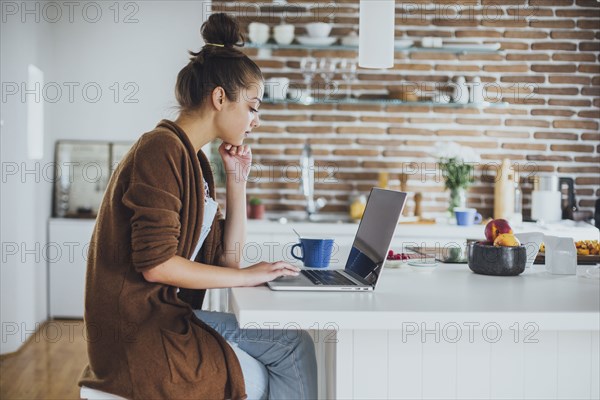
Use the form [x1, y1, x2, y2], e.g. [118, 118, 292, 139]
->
[218, 141, 252, 185]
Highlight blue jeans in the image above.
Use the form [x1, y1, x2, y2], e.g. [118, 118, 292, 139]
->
[194, 310, 318, 400]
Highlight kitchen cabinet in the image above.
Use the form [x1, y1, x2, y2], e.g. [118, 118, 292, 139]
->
[47, 218, 226, 318]
[48, 218, 95, 318]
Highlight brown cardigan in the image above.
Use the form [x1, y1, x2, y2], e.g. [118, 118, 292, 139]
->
[78, 120, 246, 399]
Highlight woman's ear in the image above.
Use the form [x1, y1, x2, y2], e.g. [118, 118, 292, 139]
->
[211, 86, 225, 111]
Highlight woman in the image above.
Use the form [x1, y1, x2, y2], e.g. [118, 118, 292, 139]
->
[79, 13, 317, 400]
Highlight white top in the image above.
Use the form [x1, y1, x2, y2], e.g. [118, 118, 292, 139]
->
[189, 178, 218, 261]
[230, 264, 600, 331]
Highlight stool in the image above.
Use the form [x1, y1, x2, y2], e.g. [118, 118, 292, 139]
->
[80, 386, 126, 400]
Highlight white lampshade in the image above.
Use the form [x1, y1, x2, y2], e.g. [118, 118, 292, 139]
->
[359, 0, 396, 69]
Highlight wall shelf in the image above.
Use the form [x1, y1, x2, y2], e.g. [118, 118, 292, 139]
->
[262, 97, 508, 108]
[246, 42, 503, 55]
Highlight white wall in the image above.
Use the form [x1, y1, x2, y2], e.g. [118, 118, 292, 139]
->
[1, 5, 54, 354]
[1, 0, 211, 354]
[47, 0, 212, 141]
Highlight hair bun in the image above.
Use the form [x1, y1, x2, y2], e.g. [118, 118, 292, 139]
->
[201, 13, 244, 47]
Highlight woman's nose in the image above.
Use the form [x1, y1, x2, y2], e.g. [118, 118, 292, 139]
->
[252, 113, 260, 129]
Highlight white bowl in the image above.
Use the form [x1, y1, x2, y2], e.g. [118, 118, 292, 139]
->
[385, 259, 405, 269]
[305, 22, 332, 38]
[341, 35, 359, 47]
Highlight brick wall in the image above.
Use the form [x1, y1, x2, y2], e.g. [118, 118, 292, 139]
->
[212, 0, 600, 219]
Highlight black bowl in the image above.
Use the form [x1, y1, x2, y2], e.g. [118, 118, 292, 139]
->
[467, 242, 527, 276]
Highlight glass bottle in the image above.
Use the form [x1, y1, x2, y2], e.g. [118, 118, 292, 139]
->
[378, 171, 389, 189]
[512, 170, 523, 225]
[349, 191, 367, 222]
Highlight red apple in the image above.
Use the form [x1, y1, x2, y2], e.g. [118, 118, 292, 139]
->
[484, 219, 513, 243]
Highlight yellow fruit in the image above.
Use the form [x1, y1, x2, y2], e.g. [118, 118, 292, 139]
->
[493, 233, 521, 247]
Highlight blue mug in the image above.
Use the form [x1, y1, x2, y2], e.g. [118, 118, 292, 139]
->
[291, 238, 334, 268]
[455, 207, 483, 226]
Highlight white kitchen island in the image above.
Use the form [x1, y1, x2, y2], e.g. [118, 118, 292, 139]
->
[229, 263, 600, 400]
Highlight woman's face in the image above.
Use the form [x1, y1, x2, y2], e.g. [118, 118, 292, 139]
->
[216, 81, 263, 146]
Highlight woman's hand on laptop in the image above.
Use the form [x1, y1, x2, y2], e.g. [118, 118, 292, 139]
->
[241, 261, 300, 286]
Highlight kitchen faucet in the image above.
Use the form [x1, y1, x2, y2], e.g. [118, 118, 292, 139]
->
[299, 142, 327, 218]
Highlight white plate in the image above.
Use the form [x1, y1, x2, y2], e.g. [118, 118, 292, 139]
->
[394, 39, 414, 48]
[296, 36, 338, 46]
[407, 260, 438, 273]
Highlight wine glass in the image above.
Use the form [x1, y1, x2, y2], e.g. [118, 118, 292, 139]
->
[300, 57, 317, 102]
[339, 59, 358, 99]
[319, 58, 338, 100]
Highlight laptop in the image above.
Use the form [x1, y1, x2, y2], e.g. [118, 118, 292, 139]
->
[267, 188, 407, 292]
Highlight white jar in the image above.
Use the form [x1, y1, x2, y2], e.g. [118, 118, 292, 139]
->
[470, 76, 484, 104]
[452, 76, 469, 104]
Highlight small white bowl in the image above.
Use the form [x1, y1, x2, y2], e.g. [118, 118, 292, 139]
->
[305, 22, 332, 38]
[341, 32, 359, 47]
[385, 259, 405, 269]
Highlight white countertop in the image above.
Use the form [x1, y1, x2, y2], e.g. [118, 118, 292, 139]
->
[230, 264, 600, 331]
[50, 217, 599, 242]
[248, 218, 599, 241]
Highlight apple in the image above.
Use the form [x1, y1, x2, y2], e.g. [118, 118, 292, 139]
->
[493, 233, 521, 247]
[484, 218, 513, 243]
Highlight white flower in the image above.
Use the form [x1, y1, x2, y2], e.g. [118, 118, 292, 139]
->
[432, 142, 480, 163]
[461, 146, 481, 163]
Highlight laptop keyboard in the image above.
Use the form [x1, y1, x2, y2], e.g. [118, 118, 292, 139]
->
[301, 270, 357, 286]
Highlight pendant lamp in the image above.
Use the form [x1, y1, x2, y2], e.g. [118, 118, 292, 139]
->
[358, 0, 396, 69]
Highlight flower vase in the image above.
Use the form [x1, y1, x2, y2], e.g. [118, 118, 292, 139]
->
[449, 187, 467, 214]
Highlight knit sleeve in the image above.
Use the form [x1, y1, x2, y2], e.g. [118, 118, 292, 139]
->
[122, 132, 184, 272]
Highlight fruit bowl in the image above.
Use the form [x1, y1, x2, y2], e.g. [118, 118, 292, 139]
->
[467, 242, 527, 276]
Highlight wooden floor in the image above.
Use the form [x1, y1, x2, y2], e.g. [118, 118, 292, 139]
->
[1, 320, 88, 400]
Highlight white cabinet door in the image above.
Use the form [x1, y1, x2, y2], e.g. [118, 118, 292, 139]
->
[48, 219, 95, 318]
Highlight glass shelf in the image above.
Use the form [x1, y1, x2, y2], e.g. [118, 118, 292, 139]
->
[262, 97, 508, 107]
[246, 43, 502, 54]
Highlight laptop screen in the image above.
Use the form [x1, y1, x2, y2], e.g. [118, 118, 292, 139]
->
[344, 188, 407, 286]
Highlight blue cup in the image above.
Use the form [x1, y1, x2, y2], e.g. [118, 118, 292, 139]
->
[291, 238, 334, 268]
[455, 207, 483, 226]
